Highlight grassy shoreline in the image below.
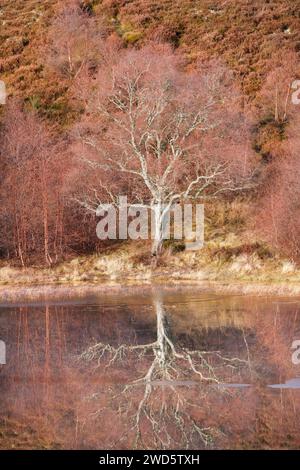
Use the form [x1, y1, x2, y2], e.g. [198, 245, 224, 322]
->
[1, 240, 300, 301]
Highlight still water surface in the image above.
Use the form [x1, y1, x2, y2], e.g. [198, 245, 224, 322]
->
[1, 288, 300, 449]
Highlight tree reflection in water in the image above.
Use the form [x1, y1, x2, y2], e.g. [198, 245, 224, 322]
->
[2, 292, 300, 449]
[81, 293, 249, 449]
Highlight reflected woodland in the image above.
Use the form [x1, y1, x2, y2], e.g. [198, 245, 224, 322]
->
[1, 291, 300, 449]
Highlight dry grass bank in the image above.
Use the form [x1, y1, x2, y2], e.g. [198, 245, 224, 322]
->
[1, 241, 300, 301]
[0, 201, 298, 297]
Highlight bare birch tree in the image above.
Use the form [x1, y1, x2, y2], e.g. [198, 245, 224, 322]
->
[74, 44, 255, 255]
[46, 0, 105, 78]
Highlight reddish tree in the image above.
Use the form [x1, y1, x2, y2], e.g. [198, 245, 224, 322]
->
[258, 51, 300, 124]
[256, 110, 300, 261]
[46, 0, 105, 78]
[0, 102, 66, 265]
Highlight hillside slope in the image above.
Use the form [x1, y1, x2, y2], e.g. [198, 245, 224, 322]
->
[100, 0, 300, 97]
[0, 0, 69, 121]
[0, 0, 300, 120]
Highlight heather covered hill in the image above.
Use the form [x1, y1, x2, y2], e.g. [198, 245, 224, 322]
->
[0, 1, 63, 118]
[1, 0, 300, 120]
[100, 0, 300, 97]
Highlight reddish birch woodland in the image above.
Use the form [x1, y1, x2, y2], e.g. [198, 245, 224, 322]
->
[0, 0, 299, 266]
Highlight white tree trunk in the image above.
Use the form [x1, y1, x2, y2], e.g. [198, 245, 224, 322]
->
[151, 202, 168, 256]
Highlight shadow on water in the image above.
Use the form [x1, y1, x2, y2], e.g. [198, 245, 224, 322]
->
[1, 288, 300, 449]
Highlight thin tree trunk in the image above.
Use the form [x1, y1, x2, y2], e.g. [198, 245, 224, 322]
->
[41, 161, 52, 266]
